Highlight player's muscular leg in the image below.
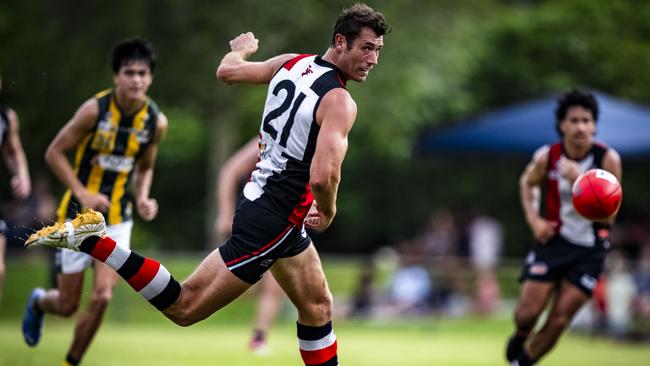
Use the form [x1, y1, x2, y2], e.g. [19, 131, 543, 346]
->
[527, 280, 589, 359]
[68, 262, 120, 357]
[514, 281, 555, 330]
[88, 262, 120, 313]
[39, 273, 84, 317]
[271, 244, 332, 326]
[163, 249, 251, 326]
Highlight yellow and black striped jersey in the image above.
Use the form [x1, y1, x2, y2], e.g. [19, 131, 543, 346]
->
[57, 89, 160, 225]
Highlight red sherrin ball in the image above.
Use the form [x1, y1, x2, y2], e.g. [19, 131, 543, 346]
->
[572, 169, 622, 221]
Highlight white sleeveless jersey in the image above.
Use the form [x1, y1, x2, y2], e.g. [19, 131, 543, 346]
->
[544, 142, 609, 246]
[243, 54, 347, 225]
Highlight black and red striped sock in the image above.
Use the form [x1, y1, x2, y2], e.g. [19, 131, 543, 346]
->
[79, 235, 180, 311]
[297, 321, 338, 366]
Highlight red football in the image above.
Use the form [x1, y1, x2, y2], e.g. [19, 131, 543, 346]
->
[572, 169, 622, 221]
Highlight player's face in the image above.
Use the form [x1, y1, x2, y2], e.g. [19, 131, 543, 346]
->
[339, 27, 384, 82]
[559, 106, 596, 147]
[113, 60, 152, 101]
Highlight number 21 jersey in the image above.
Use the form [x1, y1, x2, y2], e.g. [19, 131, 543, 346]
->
[243, 54, 347, 226]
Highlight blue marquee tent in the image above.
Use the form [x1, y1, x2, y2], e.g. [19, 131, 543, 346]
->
[414, 92, 650, 158]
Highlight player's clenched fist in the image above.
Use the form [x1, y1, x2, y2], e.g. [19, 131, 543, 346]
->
[229, 32, 259, 57]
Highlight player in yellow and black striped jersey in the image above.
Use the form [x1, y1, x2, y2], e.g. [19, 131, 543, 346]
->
[22, 38, 168, 366]
[56, 88, 161, 226]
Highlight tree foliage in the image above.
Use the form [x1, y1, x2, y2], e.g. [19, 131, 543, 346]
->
[1, 0, 647, 253]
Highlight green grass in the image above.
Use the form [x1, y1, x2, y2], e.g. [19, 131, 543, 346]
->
[1, 252, 649, 365]
[2, 318, 649, 365]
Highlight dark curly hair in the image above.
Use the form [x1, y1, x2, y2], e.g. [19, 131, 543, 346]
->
[331, 3, 390, 48]
[555, 88, 599, 136]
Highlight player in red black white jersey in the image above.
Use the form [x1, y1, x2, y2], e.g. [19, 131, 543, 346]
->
[25, 4, 389, 366]
[505, 89, 622, 366]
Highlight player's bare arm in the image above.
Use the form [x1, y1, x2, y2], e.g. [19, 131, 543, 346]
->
[602, 148, 622, 183]
[216, 32, 297, 85]
[2, 108, 31, 198]
[599, 148, 623, 224]
[45, 98, 112, 212]
[520, 146, 555, 243]
[215, 137, 259, 239]
[307, 89, 357, 232]
[133, 112, 167, 222]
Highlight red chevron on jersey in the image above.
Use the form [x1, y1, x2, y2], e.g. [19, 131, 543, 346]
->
[546, 143, 563, 231]
[284, 54, 316, 71]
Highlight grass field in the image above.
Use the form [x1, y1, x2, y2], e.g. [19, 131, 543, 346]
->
[2, 318, 650, 365]
[1, 251, 649, 365]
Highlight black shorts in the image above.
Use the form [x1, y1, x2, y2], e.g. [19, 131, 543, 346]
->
[219, 198, 311, 284]
[519, 235, 608, 296]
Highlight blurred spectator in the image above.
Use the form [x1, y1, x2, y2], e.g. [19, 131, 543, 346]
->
[419, 209, 465, 309]
[420, 208, 458, 259]
[611, 215, 650, 339]
[468, 214, 503, 271]
[605, 250, 637, 339]
[387, 241, 431, 316]
[633, 243, 650, 336]
[467, 214, 503, 315]
[348, 259, 378, 318]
